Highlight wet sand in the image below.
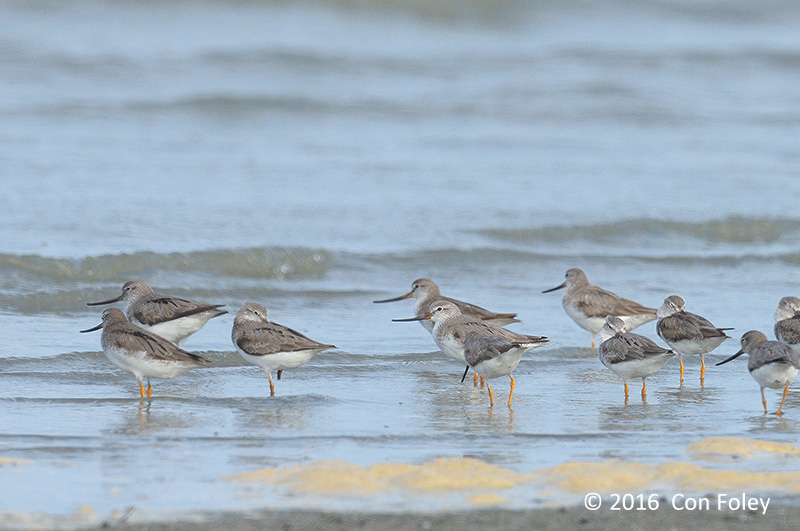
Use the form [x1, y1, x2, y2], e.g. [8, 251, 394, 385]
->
[84, 504, 799, 531]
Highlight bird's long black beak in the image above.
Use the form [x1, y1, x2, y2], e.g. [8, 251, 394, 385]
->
[87, 294, 123, 306]
[542, 282, 567, 294]
[716, 349, 745, 366]
[392, 313, 432, 322]
[80, 323, 104, 333]
[374, 291, 413, 303]
[392, 313, 433, 323]
[460, 365, 470, 383]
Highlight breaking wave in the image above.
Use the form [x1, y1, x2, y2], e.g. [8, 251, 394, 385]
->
[474, 216, 800, 245]
[0, 247, 332, 283]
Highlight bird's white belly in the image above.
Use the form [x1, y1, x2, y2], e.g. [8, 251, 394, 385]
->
[666, 336, 727, 355]
[600, 353, 673, 381]
[566, 301, 654, 334]
[104, 346, 192, 380]
[237, 348, 318, 372]
[472, 348, 527, 380]
[565, 302, 605, 333]
[434, 333, 466, 363]
[751, 363, 799, 390]
[133, 313, 212, 344]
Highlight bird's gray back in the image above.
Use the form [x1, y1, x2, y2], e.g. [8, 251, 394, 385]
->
[749, 341, 800, 372]
[570, 285, 656, 318]
[132, 291, 226, 325]
[657, 311, 727, 342]
[233, 320, 334, 356]
[103, 321, 209, 366]
[463, 334, 520, 365]
[599, 332, 672, 364]
[442, 315, 541, 344]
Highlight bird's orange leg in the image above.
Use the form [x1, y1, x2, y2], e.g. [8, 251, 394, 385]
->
[775, 384, 790, 416]
[641, 379, 647, 402]
[480, 376, 485, 388]
[679, 355, 685, 387]
[138, 380, 146, 399]
[473, 371, 479, 388]
[146, 380, 152, 398]
[507, 375, 515, 408]
[624, 381, 629, 404]
[700, 355, 705, 386]
[761, 388, 768, 415]
[267, 371, 276, 397]
[487, 384, 494, 408]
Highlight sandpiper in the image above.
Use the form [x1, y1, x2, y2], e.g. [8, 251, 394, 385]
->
[375, 278, 520, 333]
[716, 330, 800, 416]
[774, 296, 800, 354]
[463, 333, 531, 408]
[544, 268, 657, 347]
[656, 295, 732, 386]
[80, 308, 210, 398]
[88, 280, 227, 345]
[231, 302, 335, 396]
[597, 316, 674, 403]
[393, 300, 549, 389]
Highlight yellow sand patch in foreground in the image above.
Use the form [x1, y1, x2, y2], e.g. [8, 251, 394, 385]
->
[224, 457, 533, 496]
[539, 460, 800, 494]
[540, 461, 657, 493]
[662, 461, 800, 492]
[224, 438, 800, 500]
[686, 437, 800, 459]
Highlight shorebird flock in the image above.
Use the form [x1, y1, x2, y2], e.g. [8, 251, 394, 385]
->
[81, 270, 800, 415]
[81, 282, 335, 398]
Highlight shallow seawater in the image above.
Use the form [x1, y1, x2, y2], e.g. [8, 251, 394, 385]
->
[5, 342, 800, 522]
[3, 0, 800, 526]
